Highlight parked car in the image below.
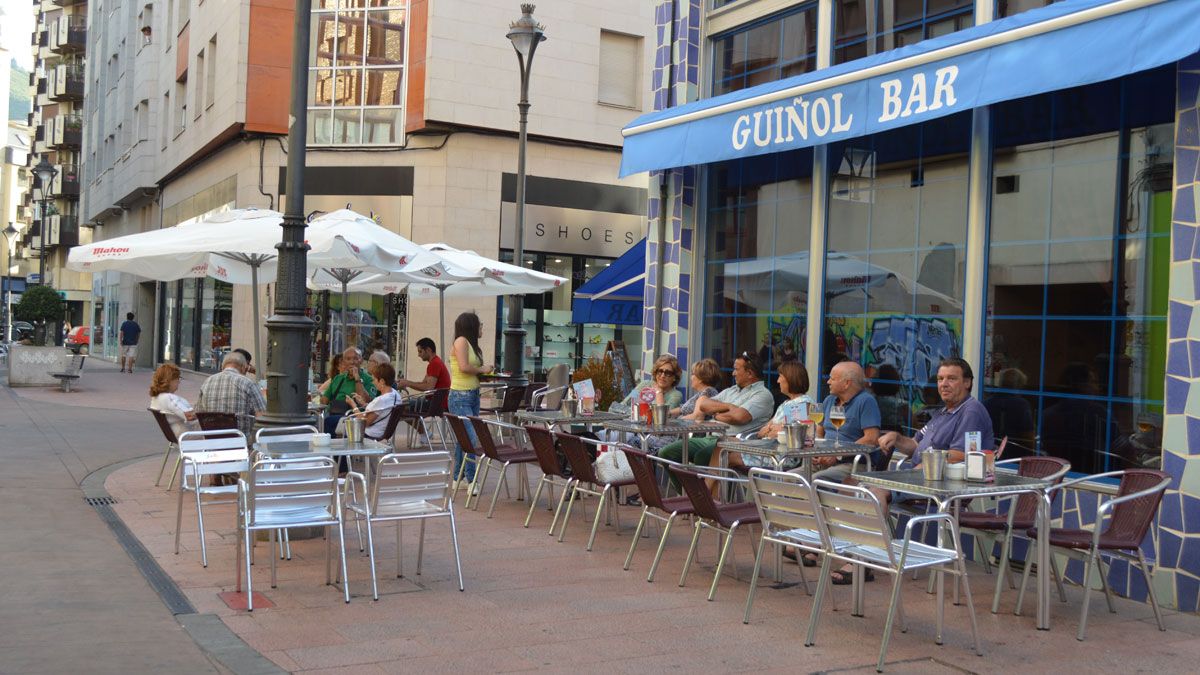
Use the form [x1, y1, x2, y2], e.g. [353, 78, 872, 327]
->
[11, 321, 34, 342]
[66, 326, 91, 354]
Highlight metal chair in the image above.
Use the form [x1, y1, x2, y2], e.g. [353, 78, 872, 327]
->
[469, 416, 538, 518]
[522, 425, 573, 532]
[253, 425, 322, 558]
[343, 451, 464, 600]
[148, 407, 181, 489]
[367, 402, 409, 447]
[954, 456, 1070, 613]
[743, 468, 826, 623]
[398, 388, 450, 450]
[174, 430, 250, 567]
[443, 414, 483, 504]
[620, 448, 697, 581]
[550, 433, 636, 550]
[196, 411, 239, 431]
[235, 456, 349, 611]
[807, 479, 981, 672]
[1017, 468, 1170, 641]
[533, 364, 570, 410]
[520, 382, 547, 410]
[669, 465, 759, 601]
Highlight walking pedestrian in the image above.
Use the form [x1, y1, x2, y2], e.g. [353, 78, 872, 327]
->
[119, 312, 141, 373]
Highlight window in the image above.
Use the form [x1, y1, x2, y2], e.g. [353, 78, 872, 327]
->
[598, 30, 641, 109]
[136, 99, 149, 141]
[205, 36, 216, 109]
[983, 67, 1175, 474]
[712, 5, 818, 97]
[139, 5, 153, 46]
[178, 0, 189, 30]
[194, 48, 205, 119]
[834, 0, 973, 65]
[161, 91, 170, 148]
[996, 0, 1060, 18]
[308, 0, 407, 145]
[822, 112, 972, 433]
[166, 0, 174, 50]
[174, 78, 187, 135]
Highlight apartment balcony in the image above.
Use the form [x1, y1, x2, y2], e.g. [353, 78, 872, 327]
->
[37, 29, 48, 48]
[49, 64, 85, 102]
[34, 124, 45, 142]
[46, 214, 79, 248]
[51, 0, 87, 7]
[50, 16, 86, 54]
[36, 76, 47, 96]
[48, 115, 82, 148]
[51, 165, 80, 199]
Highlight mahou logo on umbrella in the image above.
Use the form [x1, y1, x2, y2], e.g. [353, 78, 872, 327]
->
[91, 246, 131, 258]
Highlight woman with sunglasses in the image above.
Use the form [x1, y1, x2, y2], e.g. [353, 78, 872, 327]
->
[608, 355, 684, 414]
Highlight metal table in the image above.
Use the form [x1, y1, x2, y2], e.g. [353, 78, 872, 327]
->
[855, 469, 1055, 631]
[515, 409, 625, 432]
[718, 438, 876, 478]
[600, 419, 729, 464]
[254, 437, 392, 485]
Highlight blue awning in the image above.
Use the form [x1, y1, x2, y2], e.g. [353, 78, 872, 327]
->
[572, 239, 645, 325]
[620, 0, 1200, 176]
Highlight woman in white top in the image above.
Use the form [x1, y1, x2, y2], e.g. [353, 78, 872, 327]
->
[348, 363, 403, 440]
[149, 363, 199, 438]
[718, 360, 811, 473]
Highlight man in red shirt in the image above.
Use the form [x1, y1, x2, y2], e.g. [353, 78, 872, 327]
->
[397, 337, 451, 392]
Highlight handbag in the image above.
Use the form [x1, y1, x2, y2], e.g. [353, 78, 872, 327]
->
[593, 445, 634, 484]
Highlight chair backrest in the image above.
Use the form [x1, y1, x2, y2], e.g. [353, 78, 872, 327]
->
[1010, 456, 1071, 523]
[1103, 469, 1171, 546]
[669, 466, 725, 522]
[178, 429, 250, 489]
[374, 403, 408, 442]
[748, 467, 819, 539]
[543, 364, 570, 409]
[811, 479, 894, 563]
[255, 425, 318, 445]
[524, 425, 566, 477]
[522, 382, 547, 409]
[497, 385, 528, 413]
[196, 411, 238, 431]
[148, 407, 179, 444]
[467, 416, 504, 460]
[244, 456, 338, 527]
[371, 451, 454, 513]
[554, 432, 600, 484]
[444, 414, 479, 454]
[426, 388, 450, 416]
[622, 447, 668, 511]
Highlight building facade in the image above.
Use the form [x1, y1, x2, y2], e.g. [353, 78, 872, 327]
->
[630, 0, 1200, 610]
[75, 0, 654, 379]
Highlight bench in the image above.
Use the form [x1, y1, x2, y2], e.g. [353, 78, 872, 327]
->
[49, 354, 86, 392]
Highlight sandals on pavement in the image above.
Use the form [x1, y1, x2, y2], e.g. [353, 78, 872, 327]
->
[830, 566, 874, 585]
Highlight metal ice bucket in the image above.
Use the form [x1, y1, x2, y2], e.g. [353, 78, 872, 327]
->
[344, 416, 365, 443]
[921, 449, 948, 481]
[784, 422, 807, 450]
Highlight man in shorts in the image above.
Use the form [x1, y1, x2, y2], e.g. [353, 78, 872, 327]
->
[119, 312, 141, 373]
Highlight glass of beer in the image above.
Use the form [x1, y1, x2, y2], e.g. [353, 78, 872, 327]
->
[829, 404, 846, 447]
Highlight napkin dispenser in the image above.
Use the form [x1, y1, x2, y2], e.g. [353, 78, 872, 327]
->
[965, 450, 986, 481]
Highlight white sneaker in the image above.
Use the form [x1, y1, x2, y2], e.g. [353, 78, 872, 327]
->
[470, 482, 481, 496]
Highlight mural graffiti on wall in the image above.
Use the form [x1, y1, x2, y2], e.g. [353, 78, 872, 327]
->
[828, 315, 961, 383]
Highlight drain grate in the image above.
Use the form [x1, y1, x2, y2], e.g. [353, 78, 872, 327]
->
[85, 496, 118, 506]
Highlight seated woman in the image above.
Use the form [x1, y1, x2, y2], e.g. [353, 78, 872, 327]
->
[317, 354, 343, 393]
[149, 363, 199, 438]
[345, 363, 403, 440]
[716, 360, 811, 473]
[638, 358, 723, 452]
[608, 355, 685, 415]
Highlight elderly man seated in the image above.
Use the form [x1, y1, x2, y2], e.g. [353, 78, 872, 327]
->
[811, 360, 882, 482]
[658, 352, 775, 468]
[321, 347, 378, 435]
[196, 351, 266, 437]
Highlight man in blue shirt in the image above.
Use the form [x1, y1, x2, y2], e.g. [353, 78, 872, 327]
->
[878, 357, 994, 467]
[118, 312, 141, 374]
[812, 360, 882, 483]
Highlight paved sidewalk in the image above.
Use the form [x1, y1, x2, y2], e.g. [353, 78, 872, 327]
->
[0, 358, 221, 674]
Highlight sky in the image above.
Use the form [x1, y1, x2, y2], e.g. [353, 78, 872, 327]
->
[1, 0, 36, 70]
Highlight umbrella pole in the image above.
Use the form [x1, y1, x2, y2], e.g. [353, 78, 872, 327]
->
[251, 263, 262, 373]
[341, 280, 349, 354]
[439, 285, 446, 359]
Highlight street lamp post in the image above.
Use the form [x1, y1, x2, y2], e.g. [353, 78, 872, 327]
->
[502, 4, 546, 381]
[258, 0, 315, 428]
[32, 157, 58, 287]
[1, 223, 18, 342]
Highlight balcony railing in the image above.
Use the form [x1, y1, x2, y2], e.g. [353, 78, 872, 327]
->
[49, 115, 82, 148]
[51, 164, 80, 198]
[50, 16, 86, 54]
[47, 214, 79, 248]
[49, 64, 84, 102]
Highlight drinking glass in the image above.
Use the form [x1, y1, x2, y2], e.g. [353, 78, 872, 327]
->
[829, 404, 846, 447]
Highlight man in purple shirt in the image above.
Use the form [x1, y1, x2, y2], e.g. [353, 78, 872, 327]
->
[874, 358, 994, 504]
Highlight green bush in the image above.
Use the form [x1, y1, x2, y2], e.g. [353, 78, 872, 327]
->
[571, 355, 623, 411]
[14, 285, 64, 324]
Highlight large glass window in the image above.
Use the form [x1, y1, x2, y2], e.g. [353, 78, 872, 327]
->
[309, 0, 407, 145]
[823, 113, 972, 433]
[704, 148, 813, 391]
[199, 279, 233, 372]
[984, 67, 1174, 474]
[713, 5, 818, 97]
[834, 0, 973, 65]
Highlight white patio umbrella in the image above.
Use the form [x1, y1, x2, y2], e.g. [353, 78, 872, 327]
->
[310, 242, 567, 351]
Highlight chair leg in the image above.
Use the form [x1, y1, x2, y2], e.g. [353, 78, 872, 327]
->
[364, 515, 379, 601]
[195, 486, 209, 567]
[1138, 550, 1165, 631]
[1098, 555, 1117, 613]
[470, 459, 492, 511]
[586, 486, 610, 552]
[743, 535, 769, 623]
[416, 520, 427, 575]
[958, 558, 983, 656]
[396, 521, 404, 578]
[166, 454, 183, 491]
[336, 519, 351, 604]
[992, 531, 1013, 614]
[174, 479, 185, 555]
[1077, 550, 1098, 641]
[805, 556, 834, 647]
[244, 525, 255, 612]
[679, 521, 703, 588]
[1015, 541, 1034, 617]
[557, 483, 580, 543]
[1050, 552, 1068, 603]
[648, 512, 678, 583]
[549, 479, 572, 536]
[449, 509, 465, 591]
[876, 571, 906, 672]
[524, 476, 548, 528]
[624, 507, 649, 570]
[487, 462, 510, 518]
[155, 443, 174, 486]
[269, 529, 278, 588]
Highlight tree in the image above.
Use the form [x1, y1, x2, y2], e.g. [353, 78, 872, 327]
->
[14, 286, 63, 345]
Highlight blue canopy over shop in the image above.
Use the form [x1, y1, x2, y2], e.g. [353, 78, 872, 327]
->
[572, 239, 645, 325]
[619, 0, 1200, 176]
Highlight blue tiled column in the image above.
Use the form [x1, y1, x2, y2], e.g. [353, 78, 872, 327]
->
[642, 0, 701, 375]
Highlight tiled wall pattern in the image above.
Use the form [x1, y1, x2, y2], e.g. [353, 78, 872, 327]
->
[642, 0, 701, 375]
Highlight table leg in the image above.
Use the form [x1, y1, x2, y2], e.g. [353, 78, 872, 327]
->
[681, 432, 691, 466]
[1038, 491, 1051, 630]
[935, 497, 948, 639]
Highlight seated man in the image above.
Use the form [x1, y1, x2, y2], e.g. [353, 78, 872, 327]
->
[659, 352, 775, 467]
[811, 360, 882, 482]
[196, 351, 266, 437]
[875, 358, 994, 502]
[321, 347, 378, 435]
[396, 337, 451, 394]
